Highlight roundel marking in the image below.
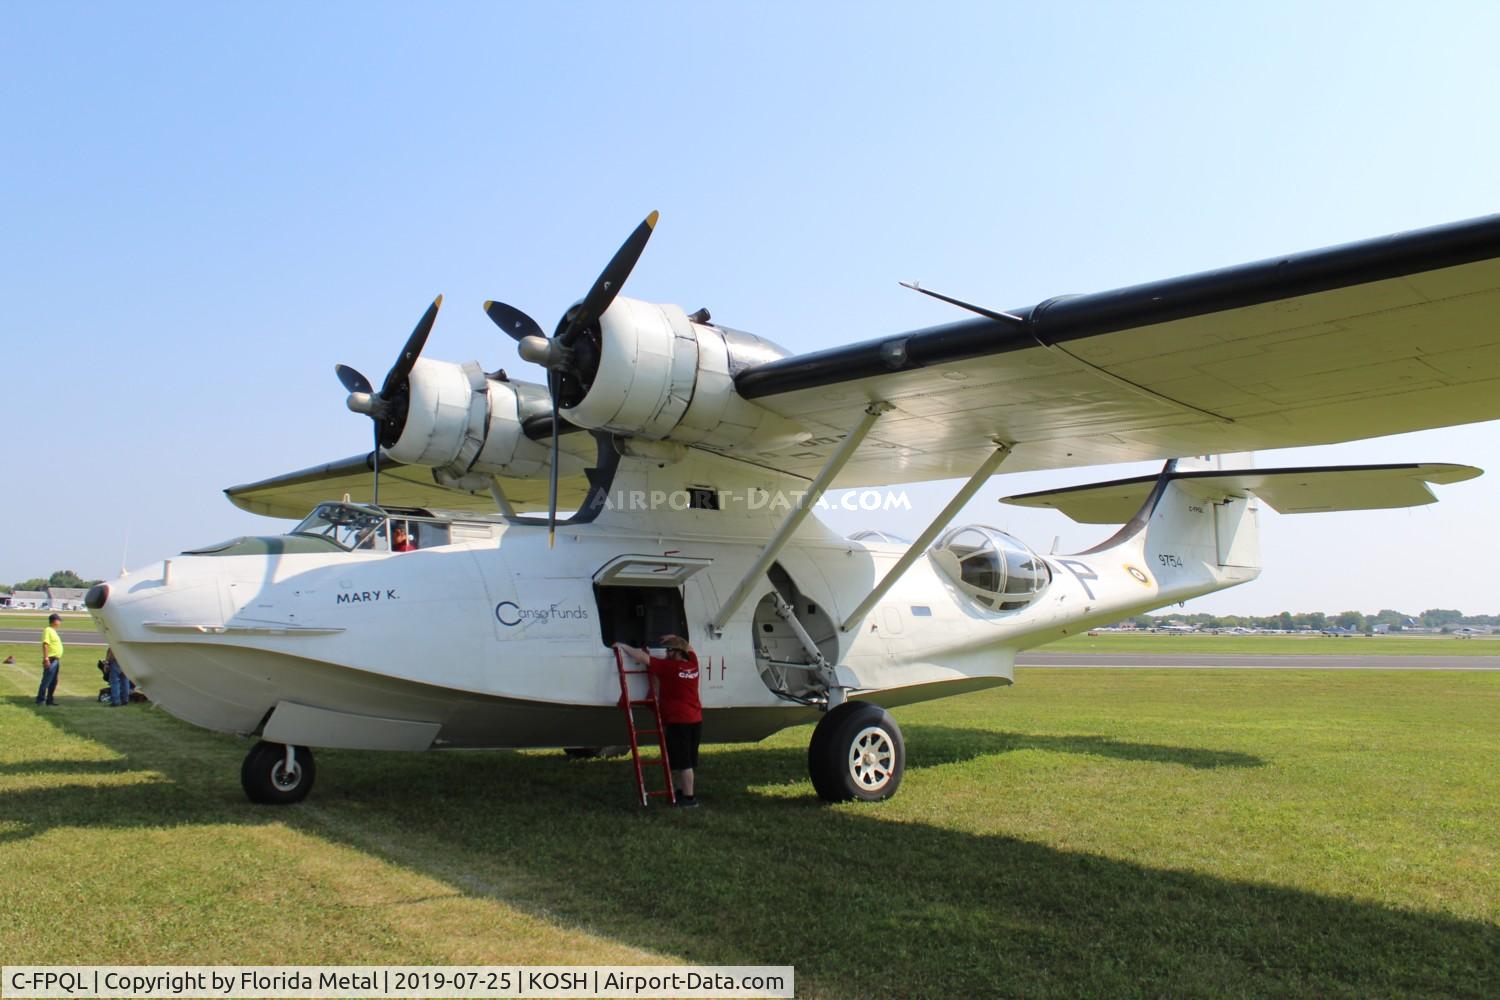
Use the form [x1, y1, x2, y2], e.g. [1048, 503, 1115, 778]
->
[1125, 565, 1151, 586]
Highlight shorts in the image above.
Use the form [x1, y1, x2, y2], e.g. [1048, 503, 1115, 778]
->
[663, 722, 702, 771]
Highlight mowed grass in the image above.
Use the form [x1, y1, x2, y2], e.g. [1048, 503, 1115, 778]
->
[1, 643, 1497, 998]
[1049, 632, 1500, 656]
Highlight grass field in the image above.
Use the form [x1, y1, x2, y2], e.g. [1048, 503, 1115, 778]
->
[2, 642, 1497, 998]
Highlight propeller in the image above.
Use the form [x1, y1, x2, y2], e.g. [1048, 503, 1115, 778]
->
[335, 295, 443, 507]
[483, 211, 659, 546]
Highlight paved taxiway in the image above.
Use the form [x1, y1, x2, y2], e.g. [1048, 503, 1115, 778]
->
[1016, 652, 1500, 670]
[0, 628, 106, 645]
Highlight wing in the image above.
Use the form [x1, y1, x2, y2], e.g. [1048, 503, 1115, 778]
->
[999, 462, 1482, 524]
[225, 453, 589, 519]
[736, 214, 1500, 485]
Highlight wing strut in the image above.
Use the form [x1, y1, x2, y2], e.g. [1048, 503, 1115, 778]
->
[838, 440, 1013, 632]
[707, 401, 894, 637]
[488, 476, 517, 519]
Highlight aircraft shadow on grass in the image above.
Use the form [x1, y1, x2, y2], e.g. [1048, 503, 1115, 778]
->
[901, 724, 1265, 771]
[4, 695, 1493, 998]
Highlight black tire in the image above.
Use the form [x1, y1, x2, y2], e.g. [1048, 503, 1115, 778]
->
[240, 741, 315, 805]
[808, 700, 904, 802]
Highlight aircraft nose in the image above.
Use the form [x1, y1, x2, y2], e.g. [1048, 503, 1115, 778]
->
[85, 583, 109, 609]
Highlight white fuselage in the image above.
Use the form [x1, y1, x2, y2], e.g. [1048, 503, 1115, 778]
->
[90, 454, 1260, 753]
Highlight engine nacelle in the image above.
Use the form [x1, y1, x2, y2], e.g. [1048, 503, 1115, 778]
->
[562, 297, 808, 452]
[385, 358, 564, 483]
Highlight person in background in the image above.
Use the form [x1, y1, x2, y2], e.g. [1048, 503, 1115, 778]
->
[104, 647, 132, 707]
[38, 613, 63, 706]
[391, 522, 416, 552]
[615, 634, 702, 807]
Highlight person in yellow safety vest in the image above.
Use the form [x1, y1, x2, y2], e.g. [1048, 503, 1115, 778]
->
[38, 613, 64, 706]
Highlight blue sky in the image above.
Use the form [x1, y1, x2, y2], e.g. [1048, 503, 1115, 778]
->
[3, 3, 1498, 614]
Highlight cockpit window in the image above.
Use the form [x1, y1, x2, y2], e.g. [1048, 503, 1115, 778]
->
[409, 520, 450, 549]
[291, 503, 455, 552]
[930, 525, 1051, 612]
[292, 503, 388, 551]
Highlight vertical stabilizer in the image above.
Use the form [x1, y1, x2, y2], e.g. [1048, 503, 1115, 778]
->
[1136, 475, 1262, 601]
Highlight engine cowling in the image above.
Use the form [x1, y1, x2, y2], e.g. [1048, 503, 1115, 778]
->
[384, 358, 569, 484]
[560, 296, 808, 452]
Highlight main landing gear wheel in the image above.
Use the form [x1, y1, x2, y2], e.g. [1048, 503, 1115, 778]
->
[807, 700, 905, 802]
[241, 741, 316, 805]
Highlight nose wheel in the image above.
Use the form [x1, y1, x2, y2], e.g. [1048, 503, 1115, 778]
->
[807, 700, 905, 802]
[241, 741, 316, 804]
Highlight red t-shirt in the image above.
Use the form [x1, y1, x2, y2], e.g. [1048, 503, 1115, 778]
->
[648, 651, 702, 724]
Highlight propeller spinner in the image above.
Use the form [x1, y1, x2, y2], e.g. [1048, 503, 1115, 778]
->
[334, 295, 443, 506]
[483, 211, 659, 546]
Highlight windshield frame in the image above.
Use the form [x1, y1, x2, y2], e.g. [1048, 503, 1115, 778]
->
[289, 502, 391, 551]
[289, 502, 465, 553]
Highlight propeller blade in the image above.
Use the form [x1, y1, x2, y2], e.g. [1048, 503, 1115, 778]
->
[379, 295, 443, 399]
[483, 300, 545, 343]
[547, 374, 561, 549]
[335, 364, 373, 395]
[372, 422, 381, 507]
[559, 211, 658, 345]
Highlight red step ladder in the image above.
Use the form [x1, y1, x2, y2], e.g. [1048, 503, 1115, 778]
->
[615, 647, 676, 807]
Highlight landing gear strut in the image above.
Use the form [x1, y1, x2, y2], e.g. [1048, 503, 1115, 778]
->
[807, 700, 905, 802]
[241, 741, 316, 804]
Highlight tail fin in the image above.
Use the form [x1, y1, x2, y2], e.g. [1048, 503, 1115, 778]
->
[1022, 462, 1263, 630]
[1007, 461, 1481, 608]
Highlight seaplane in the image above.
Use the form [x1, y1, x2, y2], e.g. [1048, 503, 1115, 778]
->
[85, 211, 1500, 805]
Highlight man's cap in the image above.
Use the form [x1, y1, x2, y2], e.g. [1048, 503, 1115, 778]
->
[660, 634, 690, 653]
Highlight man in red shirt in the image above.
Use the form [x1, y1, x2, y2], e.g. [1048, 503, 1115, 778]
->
[615, 635, 702, 807]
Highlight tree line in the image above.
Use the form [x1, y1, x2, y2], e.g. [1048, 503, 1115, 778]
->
[1, 570, 103, 594]
[1126, 608, 1493, 633]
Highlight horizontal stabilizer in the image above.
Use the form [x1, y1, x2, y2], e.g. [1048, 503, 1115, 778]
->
[1000, 463, 1481, 524]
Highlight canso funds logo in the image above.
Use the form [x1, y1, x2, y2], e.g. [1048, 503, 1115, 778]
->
[495, 602, 591, 627]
